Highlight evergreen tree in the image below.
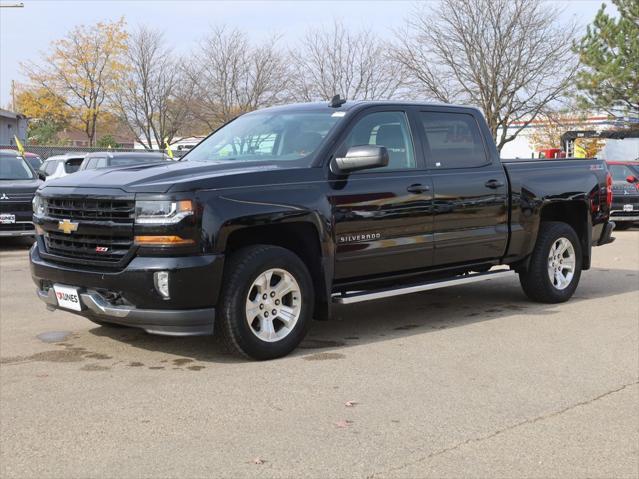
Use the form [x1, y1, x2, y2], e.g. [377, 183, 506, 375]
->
[574, 0, 639, 117]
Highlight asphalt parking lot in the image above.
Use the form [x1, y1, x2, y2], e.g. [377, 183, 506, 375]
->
[1, 231, 638, 479]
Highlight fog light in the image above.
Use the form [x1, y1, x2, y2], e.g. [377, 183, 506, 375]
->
[154, 271, 170, 299]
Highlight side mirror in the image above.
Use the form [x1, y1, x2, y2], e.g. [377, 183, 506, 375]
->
[37, 171, 47, 181]
[331, 145, 389, 174]
[626, 175, 638, 184]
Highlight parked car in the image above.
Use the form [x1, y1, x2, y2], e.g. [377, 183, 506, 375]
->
[79, 151, 169, 171]
[39, 154, 86, 181]
[0, 150, 41, 237]
[31, 100, 615, 359]
[606, 161, 639, 229]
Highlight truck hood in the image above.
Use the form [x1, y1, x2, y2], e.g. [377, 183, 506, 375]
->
[0, 178, 41, 199]
[39, 160, 288, 194]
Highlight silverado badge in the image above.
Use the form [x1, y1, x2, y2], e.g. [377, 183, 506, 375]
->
[58, 219, 79, 234]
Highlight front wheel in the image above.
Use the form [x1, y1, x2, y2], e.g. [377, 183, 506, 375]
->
[519, 222, 582, 303]
[218, 245, 314, 360]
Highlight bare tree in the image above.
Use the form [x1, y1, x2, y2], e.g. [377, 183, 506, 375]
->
[114, 26, 192, 149]
[184, 26, 290, 130]
[290, 21, 405, 102]
[394, 0, 579, 151]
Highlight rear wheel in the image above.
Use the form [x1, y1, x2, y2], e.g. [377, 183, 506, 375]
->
[519, 222, 582, 303]
[218, 245, 314, 360]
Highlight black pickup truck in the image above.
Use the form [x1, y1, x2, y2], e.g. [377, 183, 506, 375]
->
[30, 101, 615, 359]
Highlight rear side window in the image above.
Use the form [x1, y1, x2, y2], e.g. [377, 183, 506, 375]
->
[65, 158, 83, 173]
[420, 112, 488, 169]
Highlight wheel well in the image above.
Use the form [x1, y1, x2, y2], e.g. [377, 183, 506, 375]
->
[225, 223, 328, 314]
[540, 201, 591, 269]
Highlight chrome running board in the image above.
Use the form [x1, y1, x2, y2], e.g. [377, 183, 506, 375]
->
[332, 269, 514, 305]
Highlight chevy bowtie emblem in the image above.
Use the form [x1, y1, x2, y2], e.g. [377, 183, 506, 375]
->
[58, 219, 79, 234]
[0, 193, 8, 200]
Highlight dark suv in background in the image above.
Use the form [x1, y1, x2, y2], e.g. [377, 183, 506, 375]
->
[0, 150, 41, 237]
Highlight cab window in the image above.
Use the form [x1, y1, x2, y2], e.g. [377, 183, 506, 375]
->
[420, 112, 488, 169]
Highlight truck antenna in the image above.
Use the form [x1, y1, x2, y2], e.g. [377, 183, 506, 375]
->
[329, 94, 346, 108]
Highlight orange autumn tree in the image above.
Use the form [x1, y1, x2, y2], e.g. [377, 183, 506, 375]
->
[528, 110, 606, 157]
[21, 19, 128, 146]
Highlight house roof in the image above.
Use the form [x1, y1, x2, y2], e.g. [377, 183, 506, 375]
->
[0, 109, 27, 120]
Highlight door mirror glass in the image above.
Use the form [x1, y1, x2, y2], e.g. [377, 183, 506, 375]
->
[332, 145, 389, 174]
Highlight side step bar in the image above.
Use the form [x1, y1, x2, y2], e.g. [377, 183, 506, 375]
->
[332, 269, 514, 305]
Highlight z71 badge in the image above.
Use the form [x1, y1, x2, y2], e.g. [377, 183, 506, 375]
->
[338, 233, 381, 243]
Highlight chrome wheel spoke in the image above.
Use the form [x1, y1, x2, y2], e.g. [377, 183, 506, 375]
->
[277, 306, 297, 327]
[260, 318, 276, 341]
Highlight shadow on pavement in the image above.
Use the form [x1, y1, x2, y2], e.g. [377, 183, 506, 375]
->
[87, 266, 638, 363]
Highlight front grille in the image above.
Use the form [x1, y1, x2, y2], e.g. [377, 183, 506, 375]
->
[41, 196, 135, 268]
[44, 231, 132, 263]
[0, 202, 32, 213]
[45, 198, 135, 223]
[0, 222, 34, 232]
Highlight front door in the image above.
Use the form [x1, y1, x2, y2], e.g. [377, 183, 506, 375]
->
[330, 109, 435, 280]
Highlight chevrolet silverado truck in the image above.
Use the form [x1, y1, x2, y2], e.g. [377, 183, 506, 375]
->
[30, 101, 615, 359]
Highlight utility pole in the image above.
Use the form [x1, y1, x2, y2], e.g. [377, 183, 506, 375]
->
[11, 80, 16, 112]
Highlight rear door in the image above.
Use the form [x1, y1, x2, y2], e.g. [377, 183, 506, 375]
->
[330, 107, 435, 280]
[417, 108, 508, 266]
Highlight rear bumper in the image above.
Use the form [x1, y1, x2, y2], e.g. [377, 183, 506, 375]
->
[30, 244, 223, 336]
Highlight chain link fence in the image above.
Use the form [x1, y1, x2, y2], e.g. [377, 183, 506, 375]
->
[0, 144, 186, 159]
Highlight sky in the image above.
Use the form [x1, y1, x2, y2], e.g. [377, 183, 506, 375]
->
[0, 0, 612, 108]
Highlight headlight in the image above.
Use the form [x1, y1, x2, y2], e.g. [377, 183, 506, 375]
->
[32, 195, 46, 216]
[134, 200, 194, 225]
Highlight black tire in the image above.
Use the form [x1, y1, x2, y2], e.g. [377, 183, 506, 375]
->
[613, 222, 633, 230]
[218, 245, 314, 360]
[519, 221, 582, 303]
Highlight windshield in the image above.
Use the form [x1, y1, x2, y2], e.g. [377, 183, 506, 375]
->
[609, 164, 638, 181]
[185, 110, 344, 165]
[0, 155, 35, 180]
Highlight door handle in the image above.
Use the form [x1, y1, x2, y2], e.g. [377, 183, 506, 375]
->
[407, 184, 430, 194]
[485, 179, 505, 189]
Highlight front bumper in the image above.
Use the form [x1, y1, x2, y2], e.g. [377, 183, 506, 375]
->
[610, 212, 639, 223]
[31, 245, 224, 336]
[36, 287, 215, 336]
[0, 221, 35, 237]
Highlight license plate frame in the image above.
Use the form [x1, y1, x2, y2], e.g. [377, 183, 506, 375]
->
[53, 284, 82, 311]
[0, 214, 15, 224]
